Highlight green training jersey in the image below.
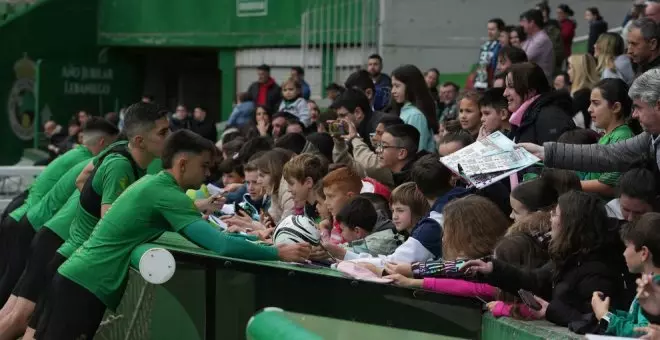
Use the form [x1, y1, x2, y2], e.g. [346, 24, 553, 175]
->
[9, 145, 93, 222]
[58, 172, 206, 309]
[44, 192, 80, 241]
[25, 141, 129, 230]
[57, 152, 146, 258]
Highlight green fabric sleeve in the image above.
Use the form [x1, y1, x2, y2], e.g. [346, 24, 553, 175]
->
[605, 305, 648, 337]
[181, 220, 278, 261]
[224, 232, 259, 241]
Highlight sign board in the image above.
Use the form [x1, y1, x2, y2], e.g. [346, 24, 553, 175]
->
[236, 0, 268, 17]
[34, 60, 136, 144]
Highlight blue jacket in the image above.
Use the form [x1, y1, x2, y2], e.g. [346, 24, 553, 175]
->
[227, 101, 255, 127]
[373, 74, 392, 112]
[410, 187, 472, 258]
[302, 80, 311, 100]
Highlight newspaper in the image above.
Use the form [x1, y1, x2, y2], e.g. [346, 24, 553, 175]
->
[440, 131, 540, 189]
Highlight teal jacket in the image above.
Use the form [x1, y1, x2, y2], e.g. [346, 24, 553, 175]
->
[606, 274, 660, 337]
[399, 102, 435, 153]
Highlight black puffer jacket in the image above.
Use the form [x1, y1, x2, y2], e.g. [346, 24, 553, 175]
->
[485, 231, 634, 328]
[511, 90, 576, 145]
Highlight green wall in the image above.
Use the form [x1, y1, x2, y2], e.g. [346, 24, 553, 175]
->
[98, 0, 376, 48]
[0, 0, 99, 164]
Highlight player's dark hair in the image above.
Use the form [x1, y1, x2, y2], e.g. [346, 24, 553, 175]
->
[82, 117, 119, 136]
[162, 130, 216, 169]
[122, 102, 169, 139]
[411, 154, 453, 198]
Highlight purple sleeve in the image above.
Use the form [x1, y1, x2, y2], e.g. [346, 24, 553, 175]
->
[422, 278, 496, 300]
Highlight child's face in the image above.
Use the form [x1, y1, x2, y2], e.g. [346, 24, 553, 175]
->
[480, 105, 507, 135]
[286, 177, 312, 205]
[459, 98, 481, 132]
[340, 222, 367, 242]
[509, 196, 530, 221]
[316, 197, 331, 220]
[391, 202, 414, 232]
[623, 241, 646, 274]
[282, 84, 298, 100]
[245, 170, 263, 199]
[257, 170, 273, 193]
[438, 141, 464, 157]
[222, 171, 244, 187]
[323, 185, 352, 217]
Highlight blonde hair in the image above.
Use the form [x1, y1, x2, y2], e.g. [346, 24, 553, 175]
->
[442, 195, 509, 260]
[569, 54, 599, 95]
[595, 34, 619, 75]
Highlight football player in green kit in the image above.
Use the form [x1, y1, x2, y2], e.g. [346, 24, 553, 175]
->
[33, 129, 311, 339]
[0, 117, 119, 306]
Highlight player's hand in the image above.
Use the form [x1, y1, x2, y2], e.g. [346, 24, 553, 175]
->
[249, 227, 274, 241]
[516, 143, 545, 160]
[460, 260, 493, 276]
[384, 273, 423, 288]
[320, 241, 346, 260]
[309, 245, 330, 261]
[222, 214, 254, 229]
[277, 243, 311, 262]
[384, 262, 413, 277]
[195, 195, 225, 214]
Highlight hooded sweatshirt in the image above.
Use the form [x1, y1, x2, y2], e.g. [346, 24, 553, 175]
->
[349, 186, 471, 267]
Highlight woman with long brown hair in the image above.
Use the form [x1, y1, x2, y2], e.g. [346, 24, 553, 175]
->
[462, 191, 634, 328]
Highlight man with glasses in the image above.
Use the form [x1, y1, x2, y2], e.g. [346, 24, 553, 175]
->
[377, 124, 422, 187]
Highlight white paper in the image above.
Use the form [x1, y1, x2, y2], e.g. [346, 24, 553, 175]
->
[221, 204, 235, 215]
[208, 215, 228, 230]
[439, 131, 540, 189]
[206, 183, 224, 196]
[585, 335, 636, 340]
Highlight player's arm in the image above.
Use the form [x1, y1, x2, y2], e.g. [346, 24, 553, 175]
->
[75, 160, 95, 191]
[181, 220, 309, 262]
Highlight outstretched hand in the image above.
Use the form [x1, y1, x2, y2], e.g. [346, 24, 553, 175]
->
[516, 143, 545, 160]
[460, 259, 493, 276]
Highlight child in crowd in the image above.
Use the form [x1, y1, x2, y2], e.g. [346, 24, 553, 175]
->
[321, 166, 364, 244]
[238, 155, 268, 221]
[580, 79, 636, 198]
[282, 153, 329, 223]
[463, 191, 634, 328]
[607, 168, 657, 222]
[507, 210, 551, 237]
[314, 181, 333, 241]
[278, 78, 310, 128]
[591, 213, 660, 337]
[390, 182, 430, 238]
[477, 87, 511, 139]
[359, 193, 396, 233]
[329, 197, 399, 259]
[218, 158, 246, 204]
[254, 148, 296, 225]
[509, 176, 559, 221]
[458, 90, 482, 139]
[540, 168, 581, 196]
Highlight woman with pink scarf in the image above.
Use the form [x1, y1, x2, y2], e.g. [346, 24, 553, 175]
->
[503, 63, 575, 186]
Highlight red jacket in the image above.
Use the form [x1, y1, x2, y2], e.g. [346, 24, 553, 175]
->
[559, 19, 576, 59]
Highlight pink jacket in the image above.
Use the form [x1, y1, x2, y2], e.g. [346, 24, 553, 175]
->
[422, 278, 538, 319]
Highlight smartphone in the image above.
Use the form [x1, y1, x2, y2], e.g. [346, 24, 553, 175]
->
[329, 121, 347, 136]
[518, 289, 541, 311]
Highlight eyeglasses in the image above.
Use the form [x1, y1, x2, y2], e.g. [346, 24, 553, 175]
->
[375, 143, 404, 153]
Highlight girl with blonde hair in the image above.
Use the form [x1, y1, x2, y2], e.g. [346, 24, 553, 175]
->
[594, 32, 634, 86]
[567, 54, 599, 129]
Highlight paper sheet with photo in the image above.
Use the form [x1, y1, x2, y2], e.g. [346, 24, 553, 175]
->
[440, 131, 540, 188]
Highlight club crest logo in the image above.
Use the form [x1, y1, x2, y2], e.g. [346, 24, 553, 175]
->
[7, 53, 36, 141]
